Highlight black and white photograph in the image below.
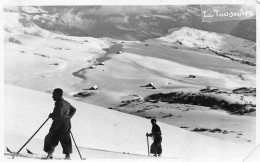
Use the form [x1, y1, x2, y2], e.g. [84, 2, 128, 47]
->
[2, 0, 259, 161]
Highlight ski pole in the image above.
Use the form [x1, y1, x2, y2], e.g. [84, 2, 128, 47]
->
[70, 131, 83, 160]
[12, 117, 50, 159]
[146, 133, 150, 156]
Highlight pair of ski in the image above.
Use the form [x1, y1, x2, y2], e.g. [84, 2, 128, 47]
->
[5, 147, 64, 160]
[6, 118, 86, 160]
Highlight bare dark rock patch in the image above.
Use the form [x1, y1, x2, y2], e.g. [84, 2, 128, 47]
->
[145, 91, 255, 115]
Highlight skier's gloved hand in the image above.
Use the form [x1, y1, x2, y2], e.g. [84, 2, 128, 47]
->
[146, 133, 152, 137]
[48, 113, 53, 118]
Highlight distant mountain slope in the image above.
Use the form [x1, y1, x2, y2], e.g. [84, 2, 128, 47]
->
[230, 19, 256, 42]
[40, 6, 243, 40]
[4, 85, 254, 160]
[4, 6, 88, 36]
[158, 27, 256, 65]
[5, 6, 256, 41]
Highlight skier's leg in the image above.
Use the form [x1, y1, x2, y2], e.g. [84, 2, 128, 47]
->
[44, 133, 57, 154]
[153, 136, 162, 156]
[60, 130, 72, 155]
[157, 136, 162, 156]
[150, 143, 157, 156]
[60, 120, 72, 156]
[157, 145, 162, 156]
[60, 134, 72, 160]
[43, 133, 58, 159]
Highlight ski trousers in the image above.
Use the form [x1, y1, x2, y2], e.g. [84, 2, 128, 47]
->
[150, 135, 162, 155]
[44, 119, 72, 155]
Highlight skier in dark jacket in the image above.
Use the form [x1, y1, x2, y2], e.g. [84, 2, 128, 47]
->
[146, 118, 162, 157]
[44, 88, 76, 160]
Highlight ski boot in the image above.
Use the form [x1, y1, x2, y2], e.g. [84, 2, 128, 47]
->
[43, 153, 53, 160]
[65, 154, 71, 160]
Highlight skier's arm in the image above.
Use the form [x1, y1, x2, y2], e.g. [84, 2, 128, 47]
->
[69, 105, 76, 119]
[146, 132, 153, 137]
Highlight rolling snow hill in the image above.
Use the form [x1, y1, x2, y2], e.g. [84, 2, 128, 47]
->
[4, 85, 254, 161]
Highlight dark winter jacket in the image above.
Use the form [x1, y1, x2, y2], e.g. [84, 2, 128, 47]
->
[151, 124, 162, 137]
[49, 98, 76, 133]
[50, 98, 76, 121]
[147, 123, 162, 137]
[44, 98, 76, 154]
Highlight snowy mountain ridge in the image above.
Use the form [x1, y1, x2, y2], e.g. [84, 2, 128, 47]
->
[19, 6, 48, 14]
[158, 27, 256, 65]
[4, 6, 256, 42]
[39, 6, 256, 41]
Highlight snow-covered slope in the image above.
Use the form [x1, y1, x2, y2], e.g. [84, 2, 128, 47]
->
[4, 85, 254, 160]
[158, 27, 256, 64]
[3, 7, 255, 105]
[4, 8, 112, 94]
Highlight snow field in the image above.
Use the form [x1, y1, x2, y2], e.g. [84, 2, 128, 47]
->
[4, 85, 254, 161]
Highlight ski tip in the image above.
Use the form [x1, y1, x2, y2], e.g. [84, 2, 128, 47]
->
[6, 147, 12, 153]
[26, 148, 33, 154]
